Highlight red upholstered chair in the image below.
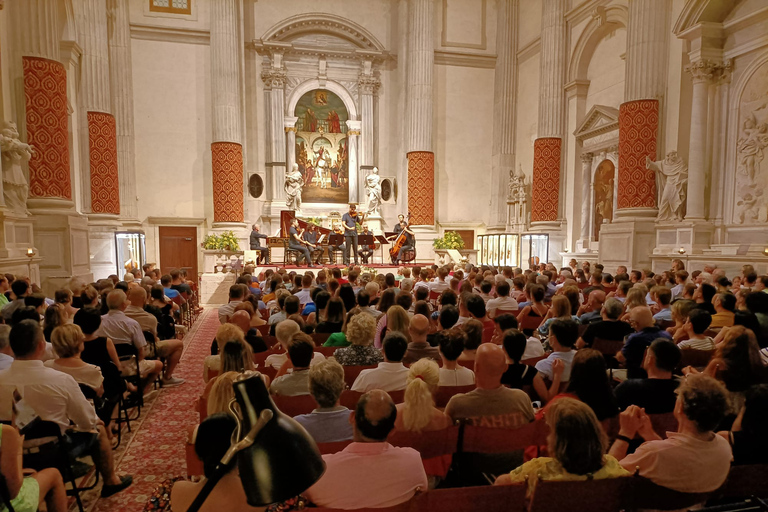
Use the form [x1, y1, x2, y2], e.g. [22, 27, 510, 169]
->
[312, 332, 332, 345]
[262, 335, 279, 348]
[434, 385, 475, 408]
[461, 418, 549, 454]
[718, 464, 768, 499]
[387, 426, 460, 460]
[342, 365, 376, 387]
[428, 291, 441, 306]
[418, 484, 527, 512]
[185, 443, 204, 478]
[494, 308, 520, 318]
[648, 412, 678, 439]
[630, 476, 714, 511]
[314, 345, 337, 357]
[339, 390, 365, 410]
[592, 337, 625, 357]
[255, 324, 270, 336]
[457, 359, 475, 372]
[253, 350, 271, 368]
[679, 348, 714, 370]
[520, 355, 547, 367]
[528, 475, 633, 512]
[316, 440, 353, 455]
[518, 315, 544, 333]
[271, 393, 317, 417]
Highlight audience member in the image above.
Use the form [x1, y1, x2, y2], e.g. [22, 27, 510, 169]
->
[616, 307, 671, 379]
[436, 328, 475, 386]
[294, 360, 354, 443]
[270, 332, 314, 396]
[500, 329, 539, 389]
[351, 332, 409, 392]
[333, 313, 383, 366]
[402, 314, 439, 364]
[615, 339, 681, 413]
[718, 384, 768, 465]
[678, 309, 715, 350]
[710, 292, 736, 328]
[394, 359, 451, 433]
[577, 298, 633, 349]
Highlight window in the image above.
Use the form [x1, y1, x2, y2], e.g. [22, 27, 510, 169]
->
[149, 0, 191, 15]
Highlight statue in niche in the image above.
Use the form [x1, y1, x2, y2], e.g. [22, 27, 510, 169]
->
[737, 113, 768, 185]
[284, 163, 303, 211]
[365, 167, 382, 215]
[646, 151, 688, 222]
[508, 164, 527, 228]
[592, 159, 615, 240]
[0, 121, 32, 215]
[735, 190, 766, 224]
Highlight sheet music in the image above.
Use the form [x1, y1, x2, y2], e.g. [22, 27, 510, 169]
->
[318, 234, 326, 244]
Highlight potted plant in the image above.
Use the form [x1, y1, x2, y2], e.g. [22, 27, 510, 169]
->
[432, 231, 465, 250]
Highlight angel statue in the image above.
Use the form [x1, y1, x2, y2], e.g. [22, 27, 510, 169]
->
[0, 121, 33, 214]
[646, 151, 687, 222]
[285, 163, 303, 211]
[365, 167, 382, 215]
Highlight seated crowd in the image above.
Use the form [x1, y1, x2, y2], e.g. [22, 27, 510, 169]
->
[0, 264, 199, 506]
[184, 260, 768, 511]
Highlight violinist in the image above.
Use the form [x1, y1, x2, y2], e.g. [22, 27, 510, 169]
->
[288, 218, 315, 268]
[358, 223, 375, 264]
[341, 204, 364, 266]
[302, 223, 323, 265]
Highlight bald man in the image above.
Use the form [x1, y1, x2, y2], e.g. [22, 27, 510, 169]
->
[305, 390, 428, 509]
[445, 344, 534, 428]
[124, 286, 185, 387]
[578, 289, 606, 324]
[616, 306, 672, 379]
[402, 314, 440, 365]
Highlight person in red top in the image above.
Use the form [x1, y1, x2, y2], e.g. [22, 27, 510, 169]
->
[330, 267, 347, 285]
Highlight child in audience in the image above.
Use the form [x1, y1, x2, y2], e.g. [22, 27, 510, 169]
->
[677, 309, 715, 350]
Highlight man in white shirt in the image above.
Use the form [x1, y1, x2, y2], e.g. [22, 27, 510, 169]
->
[0, 320, 133, 498]
[294, 273, 314, 305]
[98, 290, 163, 394]
[351, 332, 410, 392]
[413, 269, 430, 292]
[217, 284, 247, 324]
[486, 282, 519, 318]
[270, 335, 313, 396]
[124, 287, 185, 387]
[428, 267, 450, 294]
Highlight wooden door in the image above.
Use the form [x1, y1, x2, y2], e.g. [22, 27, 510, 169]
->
[158, 227, 198, 278]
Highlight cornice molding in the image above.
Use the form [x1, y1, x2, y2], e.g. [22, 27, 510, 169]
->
[146, 216, 207, 226]
[130, 23, 209, 45]
[434, 50, 496, 69]
[517, 37, 540, 63]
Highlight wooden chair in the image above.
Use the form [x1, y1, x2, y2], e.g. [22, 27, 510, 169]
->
[255, 324, 270, 336]
[342, 365, 376, 387]
[418, 484, 527, 512]
[315, 345, 337, 357]
[528, 475, 633, 512]
[460, 418, 548, 454]
[434, 385, 475, 408]
[316, 440, 353, 455]
[631, 476, 714, 511]
[272, 393, 317, 417]
[680, 348, 715, 369]
[388, 426, 460, 460]
[312, 332, 332, 345]
[717, 464, 768, 499]
[457, 359, 475, 371]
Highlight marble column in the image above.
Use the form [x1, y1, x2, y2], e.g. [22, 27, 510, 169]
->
[405, 0, 434, 226]
[531, 0, 566, 224]
[490, 0, 517, 229]
[7, 0, 73, 206]
[210, 0, 244, 224]
[284, 116, 297, 179]
[358, 70, 379, 172]
[107, 0, 138, 223]
[579, 152, 593, 241]
[685, 59, 728, 221]
[262, 64, 287, 201]
[346, 120, 361, 204]
[616, 0, 668, 215]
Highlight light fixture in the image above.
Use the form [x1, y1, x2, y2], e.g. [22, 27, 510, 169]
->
[26, 247, 35, 258]
[677, 247, 686, 255]
[763, 247, 768, 257]
[186, 373, 325, 512]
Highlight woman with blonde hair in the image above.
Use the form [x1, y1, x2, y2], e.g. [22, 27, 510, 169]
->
[375, 304, 410, 348]
[395, 359, 451, 433]
[333, 312, 383, 366]
[494, 397, 629, 494]
[667, 299, 697, 341]
[43, 303, 68, 342]
[207, 371, 241, 416]
[620, 288, 648, 321]
[46, 324, 104, 395]
[203, 324, 254, 382]
[537, 295, 578, 336]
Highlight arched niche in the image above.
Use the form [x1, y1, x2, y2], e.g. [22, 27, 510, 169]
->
[568, 5, 629, 84]
[286, 79, 358, 120]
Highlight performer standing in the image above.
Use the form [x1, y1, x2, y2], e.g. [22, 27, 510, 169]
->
[358, 223, 375, 264]
[342, 204, 363, 266]
[288, 218, 314, 268]
[249, 224, 269, 264]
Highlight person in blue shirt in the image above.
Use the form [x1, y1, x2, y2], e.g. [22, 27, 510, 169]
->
[341, 204, 363, 266]
[161, 275, 180, 299]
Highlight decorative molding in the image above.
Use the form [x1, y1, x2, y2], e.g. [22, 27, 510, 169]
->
[685, 59, 731, 83]
[146, 216, 206, 226]
[574, 105, 620, 142]
[441, 0, 487, 50]
[261, 68, 287, 88]
[434, 50, 496, 69]
[357, 74, 381, 94]
[129, 23, 209, 45]
[516, 37, 540, 63]
[260, 13, 387, 52]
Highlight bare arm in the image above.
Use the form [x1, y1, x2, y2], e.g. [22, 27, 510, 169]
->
[0, 424, 24, 499]
[105, 337, 122, 370]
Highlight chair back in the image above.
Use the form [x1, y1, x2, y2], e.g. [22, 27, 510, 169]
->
[388, 426, 460, 460]
[197, 395, 208, 422]
[656, 320, 676, 330]
[262, 335, 279, 348]
[577, 324, 589, 338]
[253, 350, 273, 368]
[648, 412, 678, 439]
[255, 324, 270, 336]
[592, 337, 625, 357]
[315, 346, 337, 357]
[417, 484, 527, 512]
[428, 291, 441, 306]
[520, 355, 547, 367]
[481, 323, 496, 344]
[316, 440, 353, 455]
[631, 476, 713, 510]
[529, 476, 633, 512]
[495, 309, 520, 318]
[456, 359, 475, 371]
[519, 315, 544, 333]
[272, 393, 317, 417]
[342, 365, 376, 387]
[680, 348, 714, 369]
[460, 418, 548, 453]
[339, 390, 365, 410]
[434, 385, 475, 408]
[312, 332, 331, 345]
[718, 464, 768, 499]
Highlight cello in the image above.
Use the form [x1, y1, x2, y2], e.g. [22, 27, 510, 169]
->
[389, 211, 411, 262]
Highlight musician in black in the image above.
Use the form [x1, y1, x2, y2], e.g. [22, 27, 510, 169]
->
[358, 223, 375, 264]
[302, 224, 323, 265]
[341, 204, 363, 266]
[394, 220, 415, 265]
[249, 223, 269, 264]
[288, 218, 314, 267]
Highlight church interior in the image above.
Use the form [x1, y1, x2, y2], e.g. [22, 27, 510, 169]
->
[0, 0, 767, 511]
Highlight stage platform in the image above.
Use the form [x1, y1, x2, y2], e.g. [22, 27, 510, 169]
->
[250, 263, 406, 276]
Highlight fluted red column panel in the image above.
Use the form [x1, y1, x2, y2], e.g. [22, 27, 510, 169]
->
[407, 151, 435, 226]
[88, 112, 120, 214]
[22, 56, 72, 200]
[212, 142, 244, 223]
[531, 137, 561, 222]
[618, 99, 658, 209]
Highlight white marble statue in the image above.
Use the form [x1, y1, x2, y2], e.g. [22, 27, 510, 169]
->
[365, 166, 382, 215]
[0, 121, 33, 214]
[737, 113, 768, 185]
[646, 151, 687, 222]
[508, 164, 527, 228]
[284, 163, 303, 211]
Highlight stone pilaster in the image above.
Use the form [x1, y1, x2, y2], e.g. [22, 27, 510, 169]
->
[210, 0, 243, 224]
[346, 120, 361, 204]
[531, 0, 566, 226]
[261, 65, 287, 202]
[107, 0, 138, 223]
[405, 0, 434, 226]
[685, 59, 730, 221]
[490, 0, 517, 229]
[358, 70, 380, 171]
[617, 0, 669, 217]
[579, 152, 593, 241]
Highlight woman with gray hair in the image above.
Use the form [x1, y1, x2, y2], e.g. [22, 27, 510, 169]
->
[333, 313, 383, 366]
[293, 359, 353, 443]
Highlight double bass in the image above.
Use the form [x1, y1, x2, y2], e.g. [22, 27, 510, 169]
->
[389, 211, 411, 261]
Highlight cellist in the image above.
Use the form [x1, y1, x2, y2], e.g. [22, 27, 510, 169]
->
[387, 218, 415, 265]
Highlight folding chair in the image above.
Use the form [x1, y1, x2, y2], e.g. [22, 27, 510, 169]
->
[528, 475, 633, 512]
[115, 343, 145, 416]
[21, 420, 100, 512]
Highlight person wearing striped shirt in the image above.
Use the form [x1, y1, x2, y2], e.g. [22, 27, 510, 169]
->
[677, 309, 715, 351]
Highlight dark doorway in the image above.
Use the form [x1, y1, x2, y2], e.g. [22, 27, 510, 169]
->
[158, 226, 198, 278]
